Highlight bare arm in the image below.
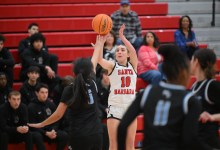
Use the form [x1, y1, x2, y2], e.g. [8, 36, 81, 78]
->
[93, 35, 114, 74]
[91, 35, 107, 73]
[199, 111, 220, 123]
[28, 102, 67, 128]
[119, 24, 138, 71]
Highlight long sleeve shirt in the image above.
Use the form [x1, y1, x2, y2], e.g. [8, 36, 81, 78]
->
[19, 80, 39, 105]
[18, 37, 48, 55]
[0, 85, 12, 105]
[0, 47, 15, 69]
[28, 99, 58, 135]
[20, 47, 50, 73]
[137, 46, 160, 75]
[0, 102, 28, 134]
[174, 29, 198, 53]
[111, 10, 142, 42]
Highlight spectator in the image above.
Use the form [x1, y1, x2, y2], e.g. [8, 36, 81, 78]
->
[117, 45, 202, 150]
[103, 31, 117, 61]
[20, 66, 41, 105]
[174, 15, 199, 59]
[0, 91, 33, 150]
[28, 83, 68, 150]
[191, 49, 220, 149]
[18, 23, 58, 74]
[96, 69, 110, 119]
[20, 33, 60, 93]
[96, 31, 117, 79]
[111, 0, 143, 51]
[52, 75, 74, 106]
[96, 69, 110, 150]
[0, 72, 12, 105]
[138, 31, 162, 85]
[0, 34, 15, 88]
[18, 23, 39, 55]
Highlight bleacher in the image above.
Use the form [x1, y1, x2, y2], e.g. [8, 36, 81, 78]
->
[1, 0, 220, 149]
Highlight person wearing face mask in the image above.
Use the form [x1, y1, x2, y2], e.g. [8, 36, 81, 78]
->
[174, 15, 199, 59]
[111, 0, 143, 51]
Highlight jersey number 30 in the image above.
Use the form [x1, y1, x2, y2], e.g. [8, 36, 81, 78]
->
[121, 76, 131, 87]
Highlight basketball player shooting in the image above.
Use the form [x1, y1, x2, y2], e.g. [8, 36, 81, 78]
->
[93, 24, 138, 150]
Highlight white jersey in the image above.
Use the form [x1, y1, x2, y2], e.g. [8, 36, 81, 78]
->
[108, 62, 137, 107]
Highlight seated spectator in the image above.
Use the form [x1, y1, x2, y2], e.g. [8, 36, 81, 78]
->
[0, 91, 32, 150]
[96, 69, 110, 119]
[20, 66, 41, 105]
[174, 15, 199, 59]
[18, 23, 39, 55]
[138, 31, 162, 85]
[51, 76, 74, 148]
[28, 83, 68, 150]
[96, 31, 117, 78]
[111, 0, 143, 51]
[0, 72, 12, 105]
[103, 31, 117, 61]
[19, 23, 58, 73]
[0, 34, 15, 88]
[52, 75, 74, 106]
[20, 33, 60, 93]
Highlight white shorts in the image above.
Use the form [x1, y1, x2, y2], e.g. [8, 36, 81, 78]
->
[107, 105, 129, 120]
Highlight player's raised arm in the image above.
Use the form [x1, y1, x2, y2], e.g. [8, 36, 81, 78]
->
[91, 35, 106, 73]
[119, 24, 138, 71]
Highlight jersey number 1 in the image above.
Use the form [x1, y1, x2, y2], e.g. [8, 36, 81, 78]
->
[121, 76, 131, 87]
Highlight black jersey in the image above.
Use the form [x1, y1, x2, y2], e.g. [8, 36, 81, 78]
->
[118, 82, 201, 150]
[191, 79, 220, 149]
[61, 80, 102, 138]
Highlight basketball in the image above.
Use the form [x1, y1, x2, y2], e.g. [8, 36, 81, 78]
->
[92, 14, 112, 35]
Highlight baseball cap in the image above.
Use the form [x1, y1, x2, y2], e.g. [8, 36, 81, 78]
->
[120, 0, 130, 5]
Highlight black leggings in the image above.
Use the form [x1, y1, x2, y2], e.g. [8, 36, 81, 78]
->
[69, 133, 103, 150]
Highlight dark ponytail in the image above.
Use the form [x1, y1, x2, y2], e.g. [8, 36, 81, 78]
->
[193, 49, 216, 79]
[68, 73, 88, 109]
[67, 58, 94, 110]
[158, 44, 190, 85]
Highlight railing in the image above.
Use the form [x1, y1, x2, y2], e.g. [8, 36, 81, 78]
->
[211, 0, 216, 26]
